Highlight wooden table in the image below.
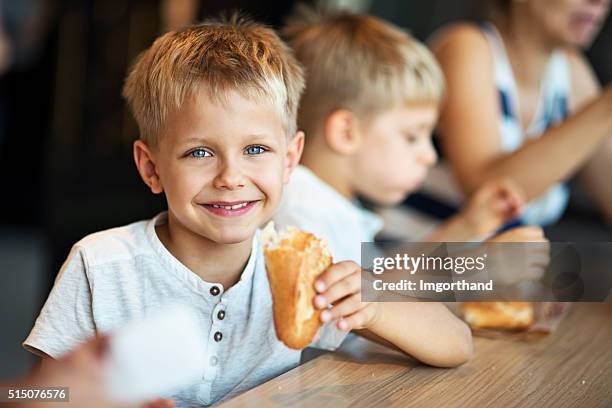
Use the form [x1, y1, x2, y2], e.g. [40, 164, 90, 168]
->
[219, 303, 612, 408]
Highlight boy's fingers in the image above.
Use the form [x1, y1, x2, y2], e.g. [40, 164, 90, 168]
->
[511, 226, 544, 240]
[496, 200, 511, 216]
[315, 261, 359, 293]
[497, 185, 523, 209]
[506, 193, 524, 215]
[321, 293, 363, 322]
[489, 198, 505, 212]
[500, 230, 546, 243]
[145, 398, 175, 408]
[338, 305, 376, 331]
[499, 178, 523, 195]
[510, 203, 523, 218]
[509, 188, 524, 205]
[89, 334, 110, 360]
[316, 273, 360, 307]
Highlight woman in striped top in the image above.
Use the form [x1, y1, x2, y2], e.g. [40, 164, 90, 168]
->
[424, 0, 612, 227]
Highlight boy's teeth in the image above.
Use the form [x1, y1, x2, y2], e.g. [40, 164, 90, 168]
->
[211, 202, 248, 210]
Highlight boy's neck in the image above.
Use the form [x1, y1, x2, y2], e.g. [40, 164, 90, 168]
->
[156, 212, 253, 289]
[301, 150, 356, 202]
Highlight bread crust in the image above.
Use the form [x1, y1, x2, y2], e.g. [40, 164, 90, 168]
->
[461, 302, 534, 330]
[263, 224, 332, 349]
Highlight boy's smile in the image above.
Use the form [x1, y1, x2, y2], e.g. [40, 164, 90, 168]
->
[199, 200, 260, 217]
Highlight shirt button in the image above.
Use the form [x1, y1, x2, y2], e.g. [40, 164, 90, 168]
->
[210, 286, 220, 296]
[214, 331, 223, 342]
[210, 356, 218, 366]
[217, 310, 225, 320]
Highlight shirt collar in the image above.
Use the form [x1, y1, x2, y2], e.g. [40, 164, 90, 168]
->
[146, 211, 259, 296]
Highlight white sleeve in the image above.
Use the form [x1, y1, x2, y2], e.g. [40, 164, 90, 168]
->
[23, 245, 97, 359]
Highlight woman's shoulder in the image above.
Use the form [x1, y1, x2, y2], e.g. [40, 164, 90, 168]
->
[429, 22, 495, 84]
[429, 22, 490, 57]
[429, 22, 495, 78]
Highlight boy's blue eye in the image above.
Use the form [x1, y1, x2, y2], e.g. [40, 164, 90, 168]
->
[245, 145, 267, 155]
[190, 149, 212, 158]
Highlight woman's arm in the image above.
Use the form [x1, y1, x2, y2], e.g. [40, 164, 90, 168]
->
[579, 137, 612, 224]
[568, 51, 612, 225]
[431, 24, 612, 201]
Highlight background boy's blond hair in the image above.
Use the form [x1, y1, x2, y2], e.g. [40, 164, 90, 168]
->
[283, 7, 444, 138]
[123, 15, 305, 147]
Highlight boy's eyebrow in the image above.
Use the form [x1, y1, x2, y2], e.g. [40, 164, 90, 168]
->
[182, 137, 207, 144]
[247, 133, 277, 142]
[403, 120, 436, 131]
[418, 122, 435, 131]
[180, 133, 276, 145]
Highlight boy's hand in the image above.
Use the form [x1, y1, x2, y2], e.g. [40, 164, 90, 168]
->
[313, 261, 380, 331]
[143, 398, 175, 408]
[34, 335, 175, 408]
[461, 178, 525, 236]
[487, 226, 547, 243]
[32, 335, 144, 408]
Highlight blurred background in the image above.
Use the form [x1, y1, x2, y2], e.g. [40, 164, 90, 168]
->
[0, 0, 610, 380]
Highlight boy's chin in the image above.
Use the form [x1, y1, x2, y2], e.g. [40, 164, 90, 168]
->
[372, 190, 410, 207]
[209, 228, 256, 245]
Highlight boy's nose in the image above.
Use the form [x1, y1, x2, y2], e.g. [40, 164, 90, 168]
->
[420, 141, 438, 167]
[213, 161, 246, 190]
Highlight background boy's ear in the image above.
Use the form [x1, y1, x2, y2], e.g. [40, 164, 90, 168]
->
[323, 109, 361, 155]
[133, 140, 164, 194]
[283, 131, 305, 184]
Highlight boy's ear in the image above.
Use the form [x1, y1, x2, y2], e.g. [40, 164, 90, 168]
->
[133, 140, 164, 194]
[323, 109, 361, 155]
[283, 131, 305, 184]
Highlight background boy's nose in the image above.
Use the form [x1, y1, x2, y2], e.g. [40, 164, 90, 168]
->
[420, 141, 438, 167]
[213, 161, 246, 190]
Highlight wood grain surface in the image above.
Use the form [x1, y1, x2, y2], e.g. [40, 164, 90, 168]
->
[219, 303, 612, 408]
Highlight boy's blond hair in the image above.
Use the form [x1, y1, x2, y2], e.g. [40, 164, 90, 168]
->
[283, 8, 444, 137]
[123, 15, 305, 147]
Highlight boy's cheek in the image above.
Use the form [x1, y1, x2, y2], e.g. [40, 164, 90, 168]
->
[253, 173, 283, 208]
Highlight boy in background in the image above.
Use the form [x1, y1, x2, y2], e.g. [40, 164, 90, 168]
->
[275, 8, 547, 267]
